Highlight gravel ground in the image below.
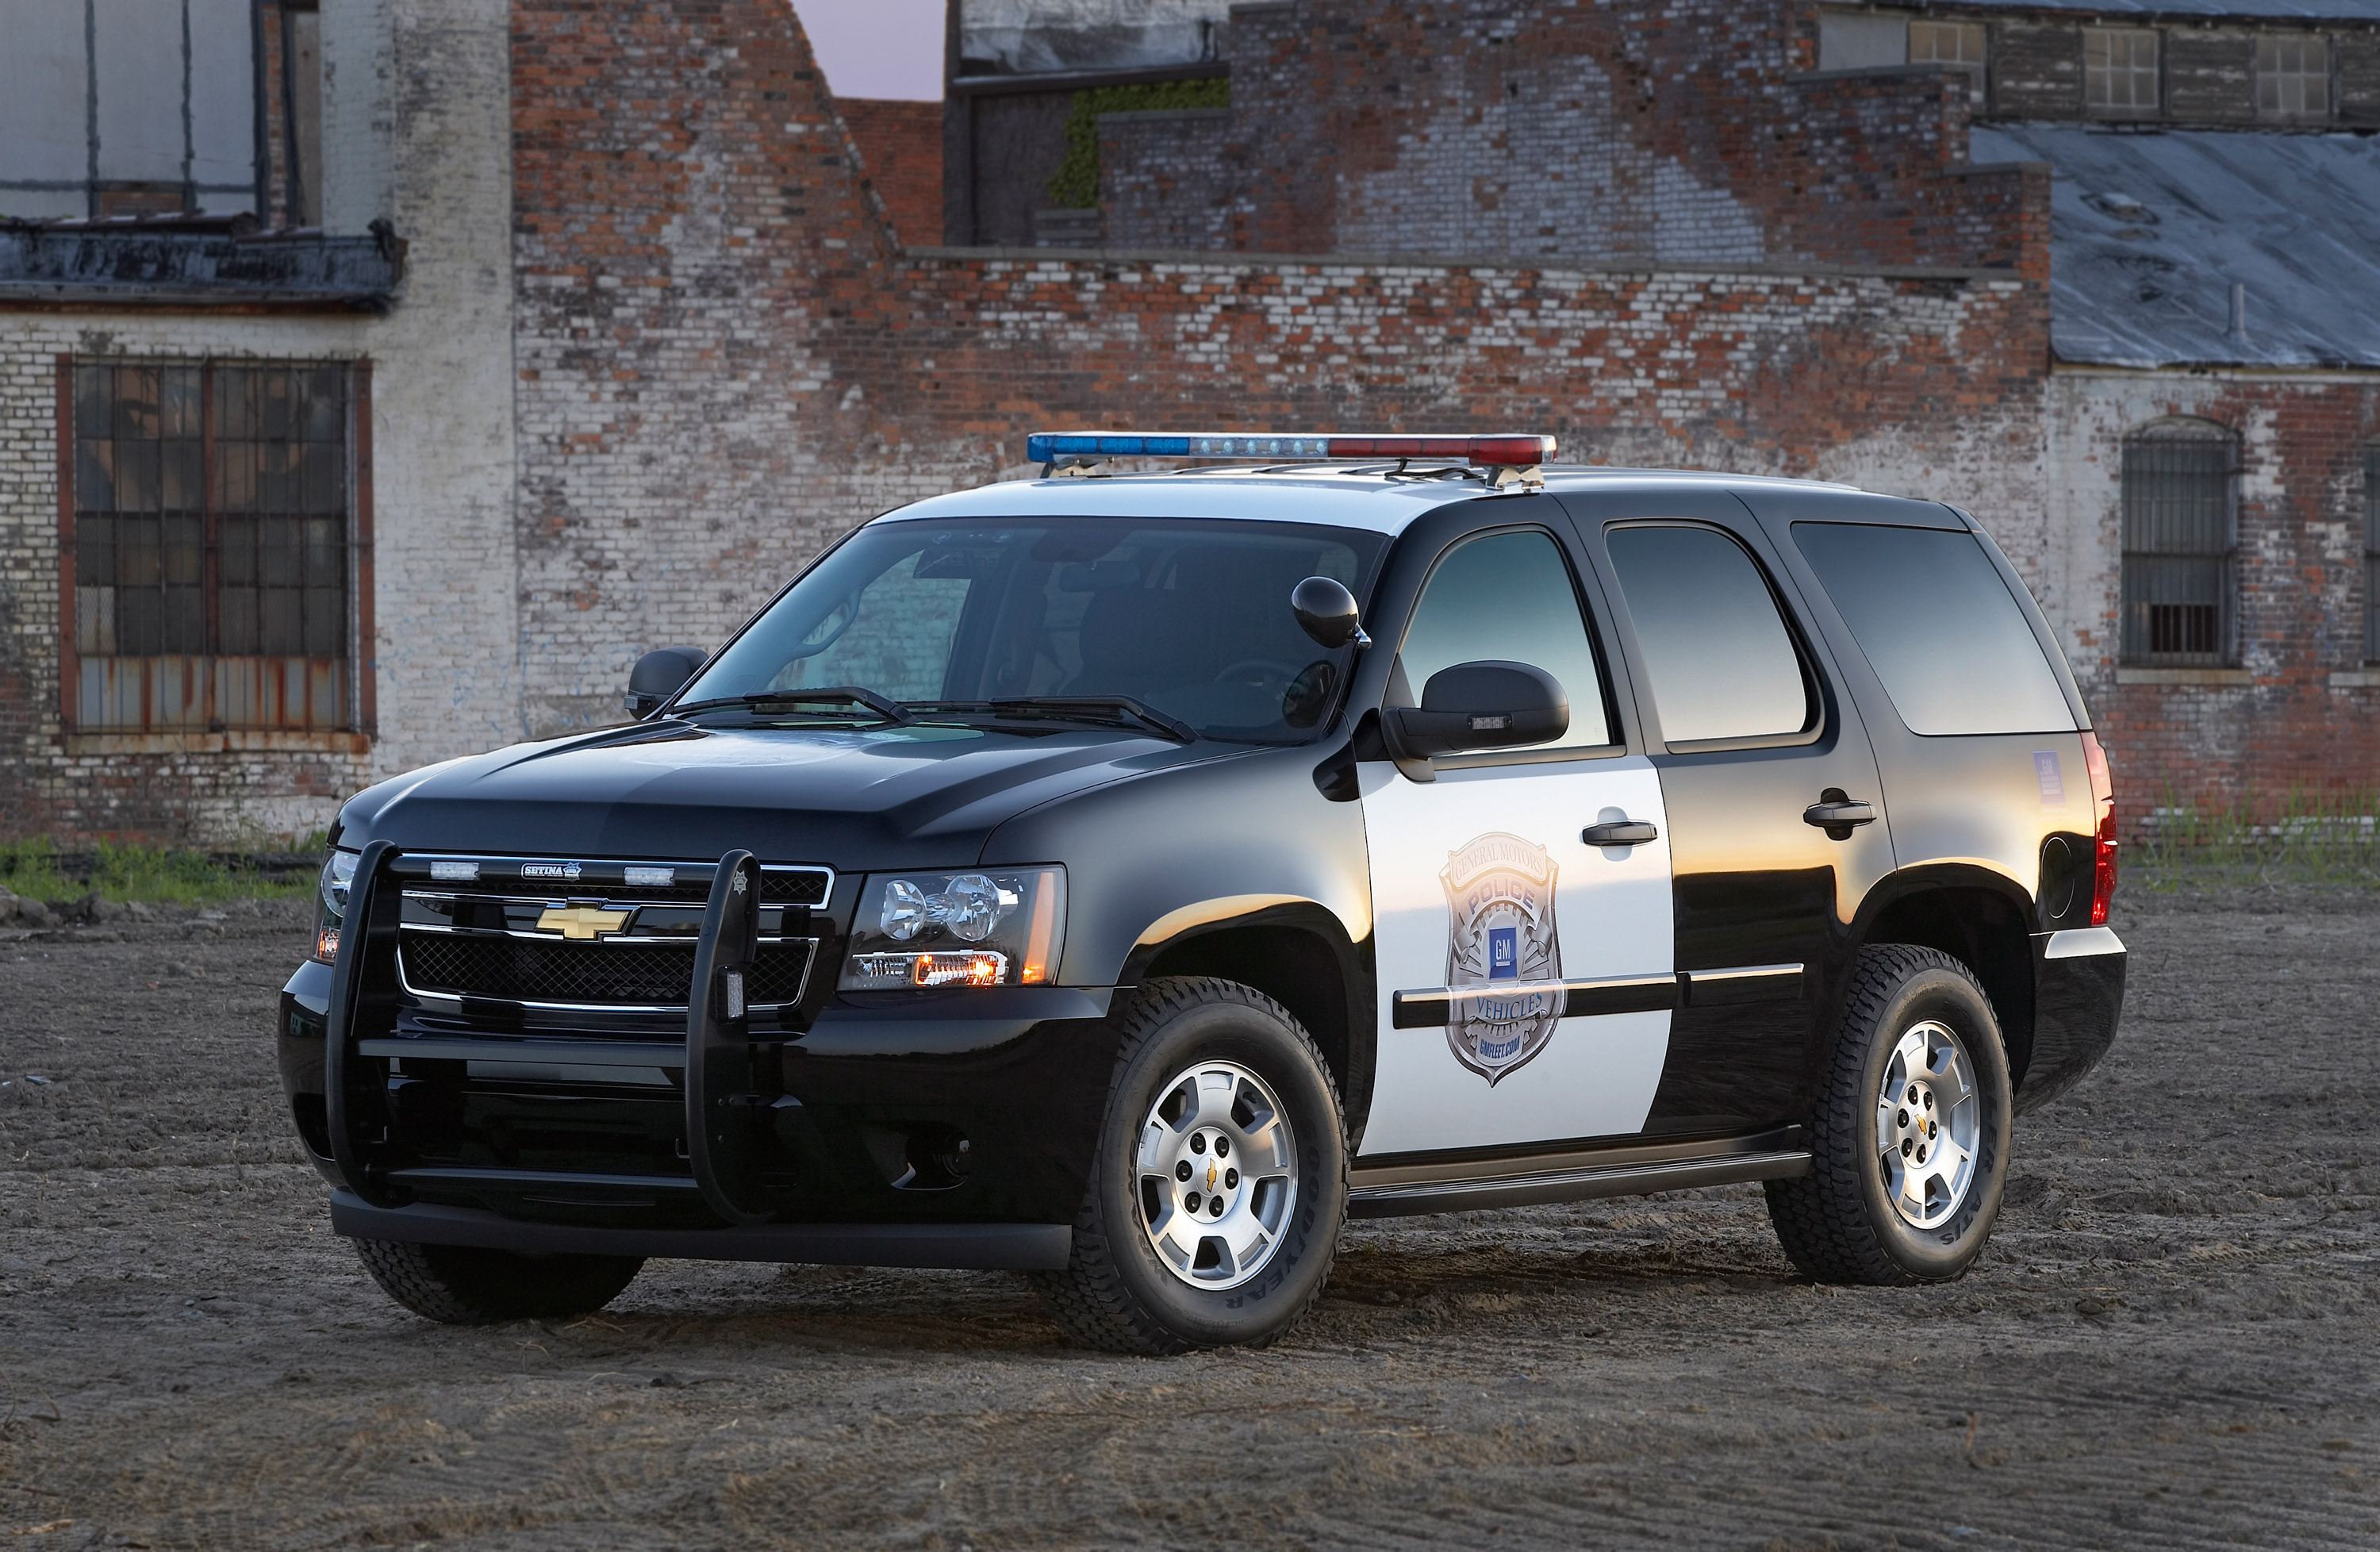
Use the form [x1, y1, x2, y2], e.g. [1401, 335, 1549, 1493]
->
[2, 888, 2377, 1550]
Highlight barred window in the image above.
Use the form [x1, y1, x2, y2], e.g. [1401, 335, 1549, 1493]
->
[2365, 447, 2379, 663]
[65, 359, 366, 732]
[2257, 34, 2329, 119]
[2086, 28, 2159, 113]
[1908, 20, 1987, 106]
[2120, 421, 2236, 667]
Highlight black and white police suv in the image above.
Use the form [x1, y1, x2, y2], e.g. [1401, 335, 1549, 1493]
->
[283, 432, 2126, 1353]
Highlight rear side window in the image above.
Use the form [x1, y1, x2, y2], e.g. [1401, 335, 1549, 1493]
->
[1604, 524, 1812, 743]
[1792, 522, 2075, 736]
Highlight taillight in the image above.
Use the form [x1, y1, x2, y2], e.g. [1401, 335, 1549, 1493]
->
[2081, 731, 2117, 924]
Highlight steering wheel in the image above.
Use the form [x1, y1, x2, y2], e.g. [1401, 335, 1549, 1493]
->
[1214, 659, 1304, 693]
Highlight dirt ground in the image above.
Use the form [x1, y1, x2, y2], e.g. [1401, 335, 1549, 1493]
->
[3, 888, 2377, 1551]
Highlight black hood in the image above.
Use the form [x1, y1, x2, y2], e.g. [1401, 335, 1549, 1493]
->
[336, 720, 1223, 870]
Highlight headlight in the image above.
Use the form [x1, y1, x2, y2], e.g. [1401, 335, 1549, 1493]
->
[313, 848, 359, 965]
[840, 866, 1065, 989]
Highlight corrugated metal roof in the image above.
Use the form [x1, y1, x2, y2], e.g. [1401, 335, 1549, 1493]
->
[1935, 0, 2380, 19]
[1969, 124, 2380, 368]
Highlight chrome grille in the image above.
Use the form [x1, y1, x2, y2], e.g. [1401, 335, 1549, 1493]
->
[399, 935, 814, 1009]
[389, 853, 829, 1012]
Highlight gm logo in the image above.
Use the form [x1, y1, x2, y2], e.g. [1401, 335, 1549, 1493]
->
[1488, 926, 1518, 980]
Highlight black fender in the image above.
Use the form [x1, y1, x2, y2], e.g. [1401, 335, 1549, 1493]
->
[1119, 898, 1378, 1150]
[1844, 862, 2042, 1088]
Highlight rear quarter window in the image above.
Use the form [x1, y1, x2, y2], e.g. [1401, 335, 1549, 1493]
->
[1792, 521, 2075, 736]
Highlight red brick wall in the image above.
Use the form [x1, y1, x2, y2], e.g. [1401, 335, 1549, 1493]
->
[506, 0, 2053, 733]
[839, 99, 943, 248]
[2081, 379, 2380, 822]
[1104, 0, 2041, 275]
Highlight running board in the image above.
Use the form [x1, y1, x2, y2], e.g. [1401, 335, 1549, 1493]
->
[1347, 1140, 1811, 1219]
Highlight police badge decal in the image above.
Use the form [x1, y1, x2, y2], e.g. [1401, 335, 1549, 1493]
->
[1439, 832, 1563, 1085]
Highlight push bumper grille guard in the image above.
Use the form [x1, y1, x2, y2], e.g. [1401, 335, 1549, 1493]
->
[325, 846, 812, 1228]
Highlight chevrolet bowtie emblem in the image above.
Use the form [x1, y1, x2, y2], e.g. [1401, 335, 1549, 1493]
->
[1206, 1160, 1218, 1191]
[537, 905, 631, 940]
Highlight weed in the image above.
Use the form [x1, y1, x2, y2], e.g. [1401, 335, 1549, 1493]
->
[0, 837, 311, 905]
[2129, 783, 2380, 893]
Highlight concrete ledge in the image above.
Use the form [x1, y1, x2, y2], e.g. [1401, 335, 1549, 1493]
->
[2115, 667, 2252, 686]
[61, 729, 371, 756]
[2329, 668, 2380, 688]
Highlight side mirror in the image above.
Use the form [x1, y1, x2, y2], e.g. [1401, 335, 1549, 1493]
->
[1292, 576, 1370, 650]
[625, 646, 707, 718]
[1385, 660, 1568, 759]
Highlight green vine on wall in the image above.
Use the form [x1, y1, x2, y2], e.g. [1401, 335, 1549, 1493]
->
[1046, 79, 1230, 209]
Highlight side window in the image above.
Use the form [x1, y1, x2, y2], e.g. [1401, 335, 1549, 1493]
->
[1604, 524, 1812, 745]
[1396, 528, 1613, 751]
[1793, 523, 2075, 736]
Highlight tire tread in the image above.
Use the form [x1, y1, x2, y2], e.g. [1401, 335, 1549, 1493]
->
[1030, 976, 1346, 1354]
[1764, 944, 1997, 1287]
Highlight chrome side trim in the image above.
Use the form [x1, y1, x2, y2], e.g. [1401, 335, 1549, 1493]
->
[1391, 972, 1679, 1029]
[2042, 926, 2127, 959]
[1683, 962, 1803, 986]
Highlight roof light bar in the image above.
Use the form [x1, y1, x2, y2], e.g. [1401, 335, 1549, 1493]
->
[1025, 432, 1555, 469]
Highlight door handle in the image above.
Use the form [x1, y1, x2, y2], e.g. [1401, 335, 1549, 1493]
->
[1802, 798, 1876, 832]
[1582, 819, 1659, 846]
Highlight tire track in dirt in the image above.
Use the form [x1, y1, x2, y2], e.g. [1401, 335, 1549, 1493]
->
[3, 890, 2378, 1548]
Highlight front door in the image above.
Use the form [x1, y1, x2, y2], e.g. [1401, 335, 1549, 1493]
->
[1357, 525, 1676, 1158]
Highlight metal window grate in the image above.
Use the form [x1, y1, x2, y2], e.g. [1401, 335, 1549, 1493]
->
[2121, 428, 2236, 667]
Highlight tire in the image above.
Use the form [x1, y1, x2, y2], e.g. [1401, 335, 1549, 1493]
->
[1764, 944, 2012, 1286]
[1030, 976, 1347, 1354]
[353, 1238, 645, 1324]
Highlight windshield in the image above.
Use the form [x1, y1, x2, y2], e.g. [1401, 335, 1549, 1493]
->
[679, 517, 1386, 744]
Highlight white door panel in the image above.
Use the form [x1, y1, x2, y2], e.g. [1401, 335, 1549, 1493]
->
[1358, 755, 1674, 1156]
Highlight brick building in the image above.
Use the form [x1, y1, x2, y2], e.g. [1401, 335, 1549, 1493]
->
[1, 0, 2373, 845]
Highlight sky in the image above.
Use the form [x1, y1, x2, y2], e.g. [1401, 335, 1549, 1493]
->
[791, 0, 946, 100]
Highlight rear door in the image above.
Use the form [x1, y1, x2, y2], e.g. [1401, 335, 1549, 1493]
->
[1357, 515, 1676, 1157]
[1560, 487, 1897, 1139]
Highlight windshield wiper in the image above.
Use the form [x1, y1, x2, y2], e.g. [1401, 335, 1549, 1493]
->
[670, 686, 918, 724]
[911, 697, 1197, 743]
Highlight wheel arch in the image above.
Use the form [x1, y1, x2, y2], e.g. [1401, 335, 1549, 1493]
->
[1122, 901, 1376, 1147]
[1848, 866, 2038, 1089]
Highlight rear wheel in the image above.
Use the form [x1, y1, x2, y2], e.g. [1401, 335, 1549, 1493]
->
[1764, 944, 2011, 1285]
[353, 1239, 644, 1324]
[1031, 977, 1346, 1354]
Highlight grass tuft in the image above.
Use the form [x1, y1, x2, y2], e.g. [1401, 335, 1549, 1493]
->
[2128, 783, 2380, 893]
[0, 838, 313, 905]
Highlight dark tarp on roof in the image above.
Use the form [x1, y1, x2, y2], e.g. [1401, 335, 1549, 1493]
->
[1969, 123, 2380, 368]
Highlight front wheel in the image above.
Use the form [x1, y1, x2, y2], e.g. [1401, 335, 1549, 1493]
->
[1031, 977, 1346, 1354]
[1764, 944, 2012, 1285]
[353, 1239, 645, 1324]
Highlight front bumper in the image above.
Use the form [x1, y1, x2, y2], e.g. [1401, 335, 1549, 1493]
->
[2015, 925, 2126, 1113]
[329, 1191, 1072, 1270]
[277, 844, 1122, 1262]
